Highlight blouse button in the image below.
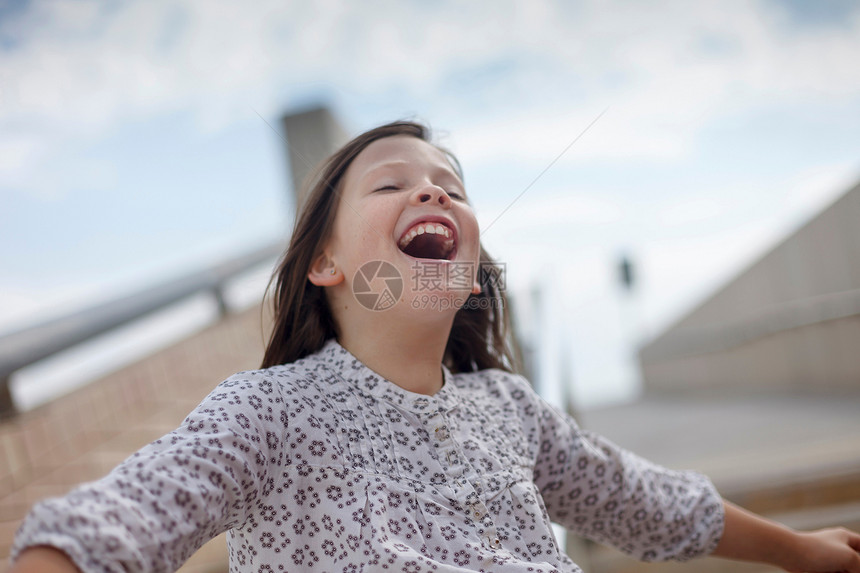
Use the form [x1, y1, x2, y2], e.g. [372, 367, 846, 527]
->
[434, 426, 450, 441]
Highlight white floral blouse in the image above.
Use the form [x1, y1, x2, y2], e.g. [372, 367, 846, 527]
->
[13, 339, 724, 572]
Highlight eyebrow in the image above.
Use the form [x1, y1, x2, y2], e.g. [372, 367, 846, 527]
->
[361, 160, 464, 186]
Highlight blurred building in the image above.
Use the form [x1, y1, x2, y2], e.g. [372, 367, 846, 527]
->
[281, 105, 349, 210]
[640, 180, 860, 397]
[577, 180, 860, 572]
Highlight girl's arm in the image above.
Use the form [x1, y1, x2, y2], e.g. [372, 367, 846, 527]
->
[8, 373, 287, 572]
[713, 500, 860, 572]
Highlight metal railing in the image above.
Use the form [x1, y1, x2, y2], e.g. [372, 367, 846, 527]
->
[0, 241, 284, 418]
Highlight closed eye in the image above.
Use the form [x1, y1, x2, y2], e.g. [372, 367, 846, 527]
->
[374, 185, 400, 192]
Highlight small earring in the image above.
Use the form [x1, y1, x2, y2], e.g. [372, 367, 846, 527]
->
[330, 268, 336, 275]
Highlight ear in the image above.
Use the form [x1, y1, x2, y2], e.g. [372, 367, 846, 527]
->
[308, 252, 344, 286]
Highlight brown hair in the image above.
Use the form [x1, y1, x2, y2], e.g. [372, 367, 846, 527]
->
[261, 120, 520, 373]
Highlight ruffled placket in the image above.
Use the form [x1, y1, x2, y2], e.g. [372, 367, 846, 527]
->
[320, 340, 503, 552]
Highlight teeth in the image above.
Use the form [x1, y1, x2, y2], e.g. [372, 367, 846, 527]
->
[398, 222, 453, 249]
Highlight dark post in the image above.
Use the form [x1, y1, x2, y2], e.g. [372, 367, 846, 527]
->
[0, 377, 13, 418]
[619, 254, 635, 292]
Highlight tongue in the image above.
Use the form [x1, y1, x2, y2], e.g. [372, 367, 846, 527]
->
[401, 233, 451, 260]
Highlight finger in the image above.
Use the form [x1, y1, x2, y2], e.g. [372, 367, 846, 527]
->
[847, 534, 860, 573]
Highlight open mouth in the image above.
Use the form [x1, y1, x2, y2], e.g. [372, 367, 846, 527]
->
[397, 222, 456, 260]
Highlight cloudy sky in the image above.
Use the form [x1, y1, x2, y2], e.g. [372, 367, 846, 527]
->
[3, 0, 860, 407]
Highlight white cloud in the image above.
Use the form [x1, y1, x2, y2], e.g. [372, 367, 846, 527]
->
[656, 197, 730, 226]
[446, 0, 860, 166]
[479, 191, 623, 236]
[2, 0, 859, 181]
[2, 0, 860, 402]
[0, 133, 43, 177]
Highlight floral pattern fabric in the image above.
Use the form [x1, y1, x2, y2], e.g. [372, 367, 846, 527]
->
[13, 339, 724, 572]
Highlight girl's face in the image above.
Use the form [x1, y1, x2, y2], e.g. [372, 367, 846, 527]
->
[317, 135, 481, 312]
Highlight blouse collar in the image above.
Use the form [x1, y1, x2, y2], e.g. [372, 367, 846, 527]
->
[317, 338, 459, 415]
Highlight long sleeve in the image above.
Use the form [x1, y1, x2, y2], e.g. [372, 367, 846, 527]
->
[11, 373, 287, 573]
[530, 393, 725, 562]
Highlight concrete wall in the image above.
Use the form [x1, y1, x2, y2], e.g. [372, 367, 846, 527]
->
[639, 180, 860, 395]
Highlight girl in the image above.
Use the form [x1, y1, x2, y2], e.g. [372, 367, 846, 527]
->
[9, 121, 860, 573]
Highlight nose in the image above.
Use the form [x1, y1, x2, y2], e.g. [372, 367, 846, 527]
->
[411, 184, 452, 208]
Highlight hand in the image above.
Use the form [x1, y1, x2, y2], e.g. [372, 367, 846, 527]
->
[7, 547, 81, 573]
[714, 501, 860, 572]
[783, 527, 860, 573]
